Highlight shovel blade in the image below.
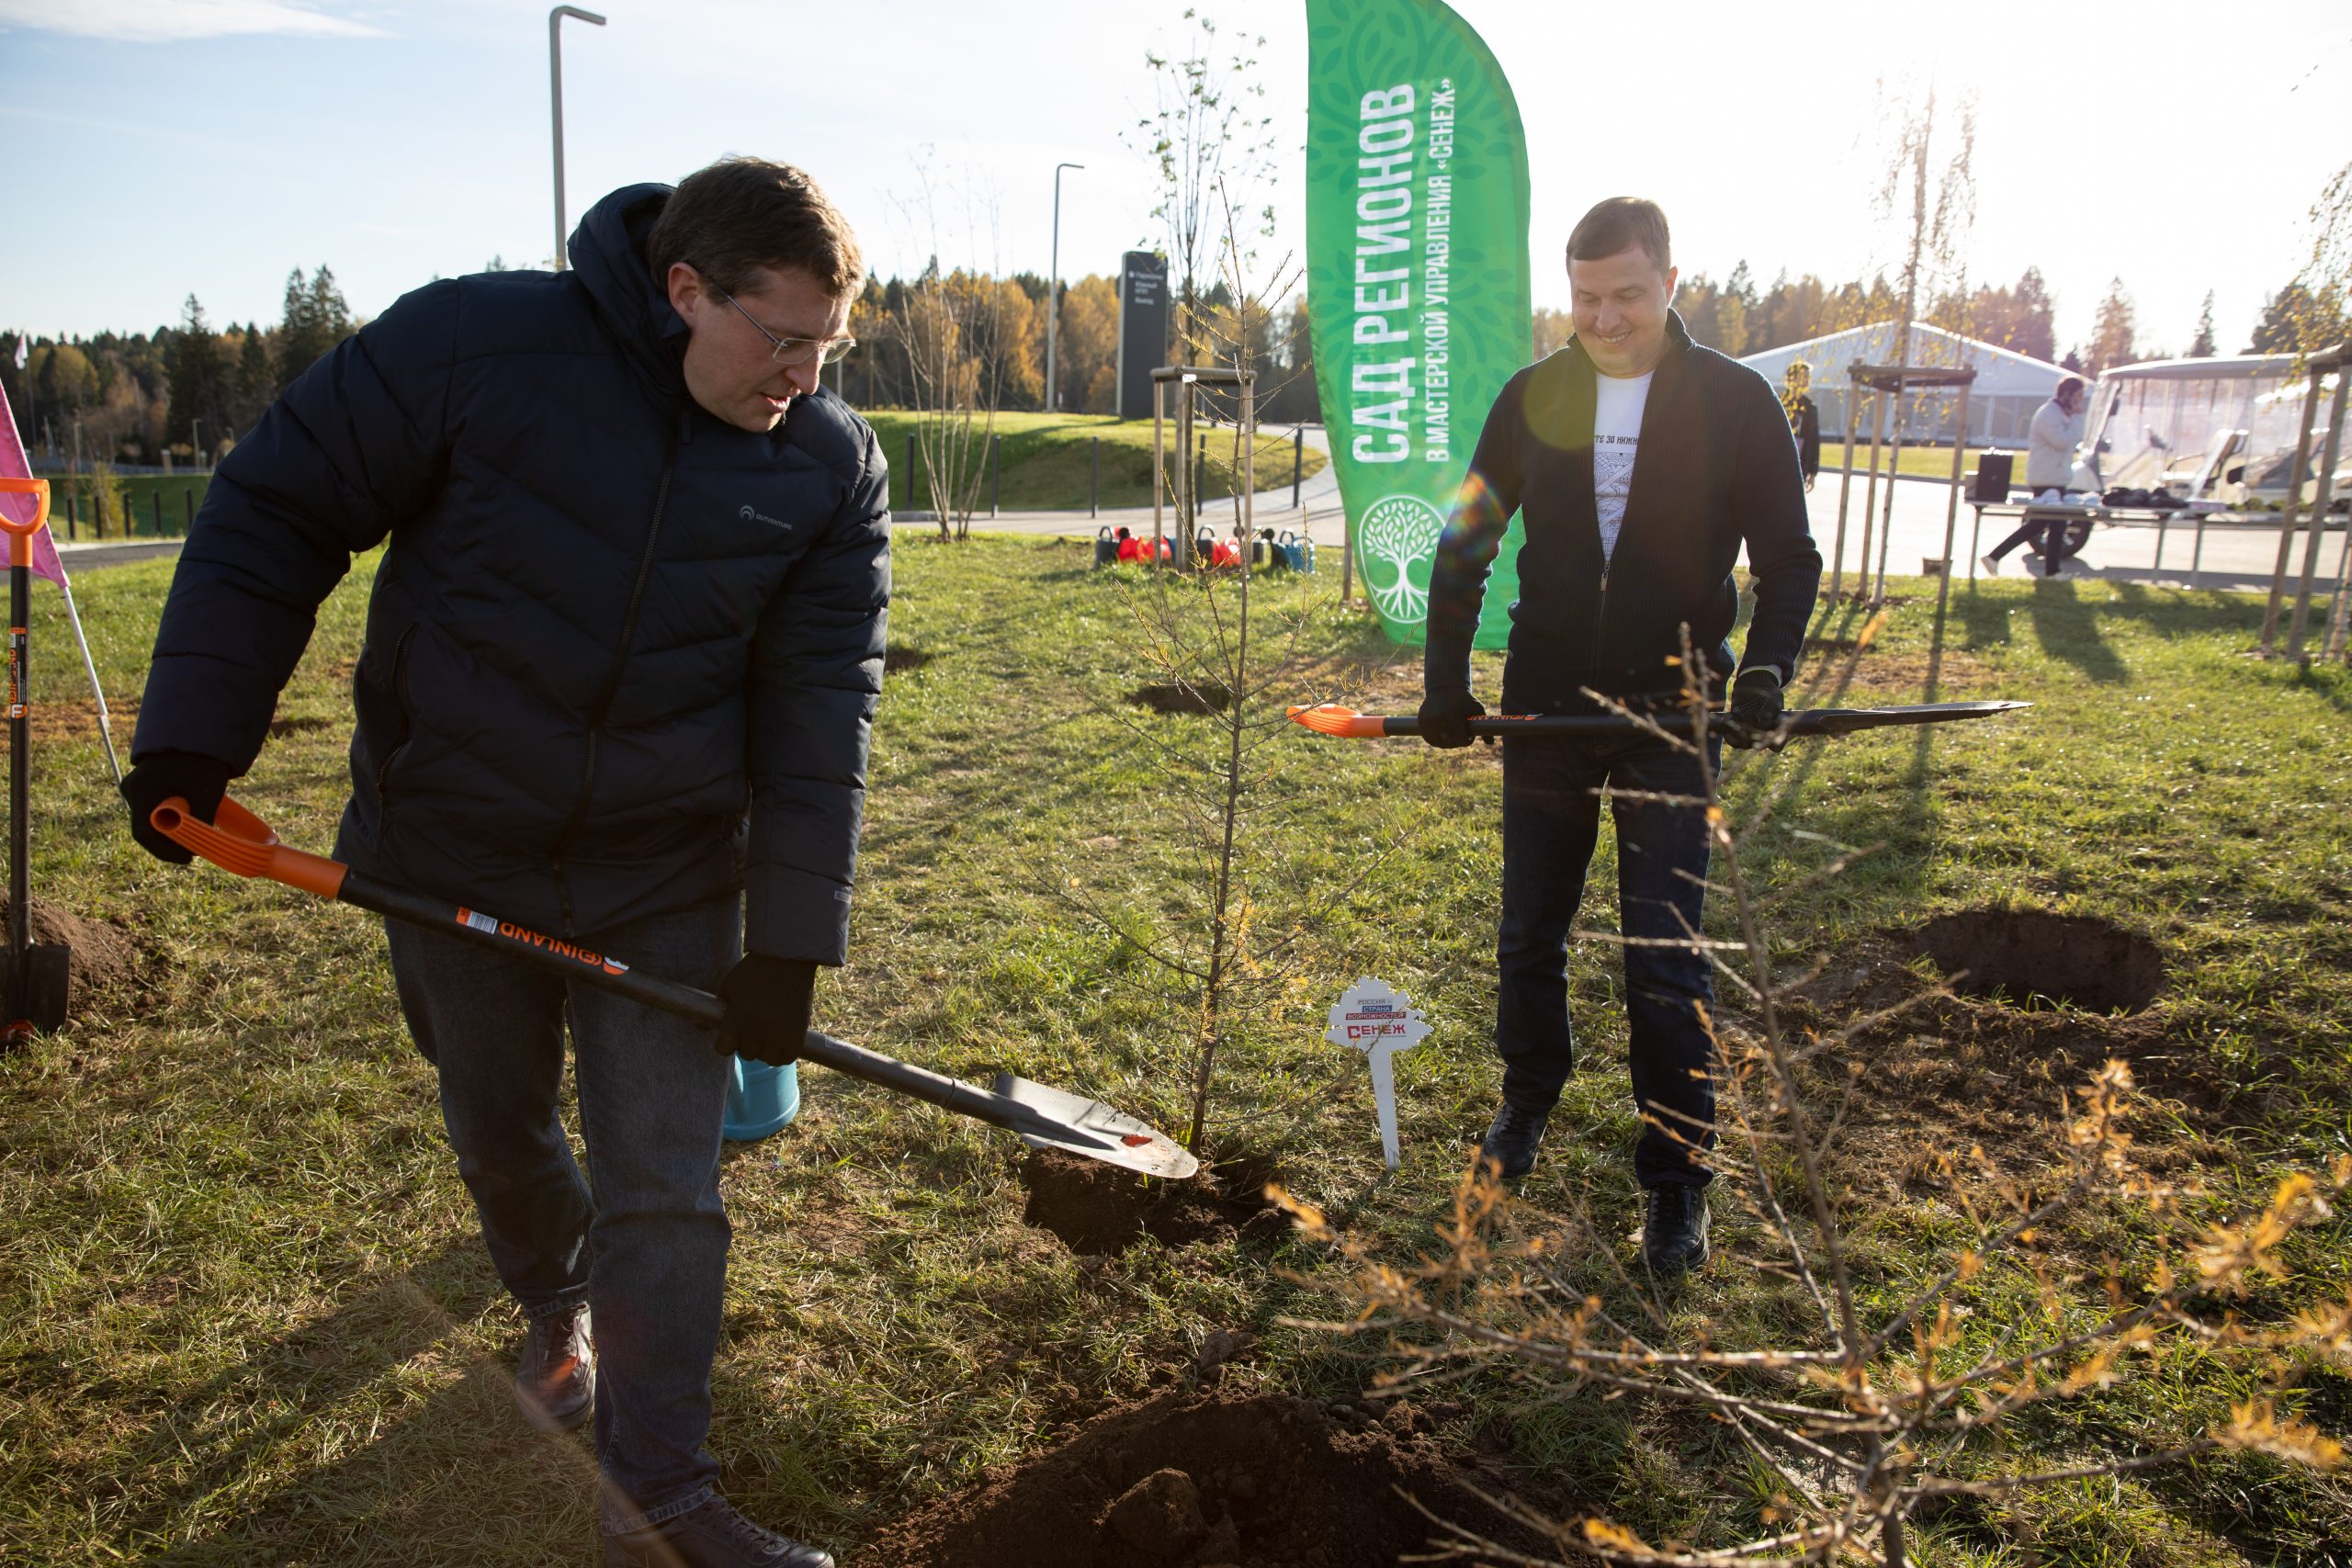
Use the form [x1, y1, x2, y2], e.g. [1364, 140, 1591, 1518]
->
[6, 943, 69, 1034]
[990, 1072, 1200, 1180]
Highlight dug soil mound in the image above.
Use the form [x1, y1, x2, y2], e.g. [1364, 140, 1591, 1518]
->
[1908, 908, 2164, 1014]
[1020, 1148, 1286, 1255]
[0, 897, 168, 1020]
[860, 1390, 1555, 1568]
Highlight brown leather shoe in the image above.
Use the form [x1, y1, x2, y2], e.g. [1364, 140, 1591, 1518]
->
[514, 1302, 594, 1432]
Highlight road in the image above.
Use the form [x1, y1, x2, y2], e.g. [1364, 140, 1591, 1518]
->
[55, 539, 184, 571]
[953, 432, 2346, 597]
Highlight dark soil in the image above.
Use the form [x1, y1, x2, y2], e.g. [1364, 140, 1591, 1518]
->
[1786, 936, 2245, 1184]
[266, 714, 333, 737]
[1908, 908, 2165, 1014]
[1130, 681, 1234, 716]
[1019, 1148, 1286, 1255]
[0, 897, 169, 1021]
[885, 644, 934, 674]
[858, 1389, 1571, 1568]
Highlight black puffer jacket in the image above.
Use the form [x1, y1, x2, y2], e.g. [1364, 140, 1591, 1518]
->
[132, 184, 890, 964]
[1425, 311, 1819, 716]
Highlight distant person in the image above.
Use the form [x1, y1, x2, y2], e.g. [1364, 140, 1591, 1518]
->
[1982, 374, 2086, 577]
[1419, 197, 1821, 1278]
[120, 158, 882, 1568]
[1782, 359, 1822, 490]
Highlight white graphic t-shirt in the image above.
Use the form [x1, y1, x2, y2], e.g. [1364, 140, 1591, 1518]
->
[1593, 368, 1653, 565]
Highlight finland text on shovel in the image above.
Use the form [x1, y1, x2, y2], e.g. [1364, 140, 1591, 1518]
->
[151, 795, 1196, 1179]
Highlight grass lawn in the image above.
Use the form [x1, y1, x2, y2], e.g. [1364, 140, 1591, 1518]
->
[1, 541, 2347, 1564]
[38, 473, 212, 542]
[861, 410, 1324, 513]
[1818, 439, 2006, 482]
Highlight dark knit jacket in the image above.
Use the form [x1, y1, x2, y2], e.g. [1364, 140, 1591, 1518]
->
[1424, 312, 1820, 716]
[131, 184, 889, 964]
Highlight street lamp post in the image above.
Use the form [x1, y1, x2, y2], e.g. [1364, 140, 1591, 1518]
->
[1046, 161, 1083, 413]
[548, 6, 607, 272]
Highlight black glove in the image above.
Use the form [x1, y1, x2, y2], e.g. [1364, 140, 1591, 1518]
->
[1724, 668, 1785, 750]
[716, 954, 818, 1066]
[1417, 687, 1486, 749]
[120, 750, 233, 864]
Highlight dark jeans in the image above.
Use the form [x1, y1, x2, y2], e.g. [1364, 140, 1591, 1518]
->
[1987, 512, 2066, 574]
[1497, 731, 1719, 1189]
[386, 897, 740, 1534]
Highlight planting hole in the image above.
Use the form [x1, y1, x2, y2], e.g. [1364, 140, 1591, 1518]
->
[1910, 909, 2164, 1015]
[859, 1389, 1553, 1568]
[885, 644, 934, 674]
[1018, 1148, 1283, 1256]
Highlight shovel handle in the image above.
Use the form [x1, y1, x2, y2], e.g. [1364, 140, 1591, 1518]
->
[0, 478, 47, 570]
[151, 795, 349, 899]
[149, 795, 1142, 1161]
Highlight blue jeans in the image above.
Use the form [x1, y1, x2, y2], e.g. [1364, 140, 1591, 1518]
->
[386, 897, 740, 1533]
[1497, 731, 1719, 1189]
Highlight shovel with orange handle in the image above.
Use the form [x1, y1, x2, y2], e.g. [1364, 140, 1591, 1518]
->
[0, 477, 69, 1043]
[149, 794, 1199, 1179]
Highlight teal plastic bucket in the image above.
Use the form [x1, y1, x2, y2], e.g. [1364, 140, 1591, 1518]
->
[723, 1056, 801, 1142]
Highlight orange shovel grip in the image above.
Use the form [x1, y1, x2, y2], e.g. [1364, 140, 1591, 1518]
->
[0, 477, 49, 570]
[1285, 704, 1387, 738]
[152, 795, 349, 899]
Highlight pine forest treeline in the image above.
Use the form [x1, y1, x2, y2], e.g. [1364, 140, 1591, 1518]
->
[8, 256, 2337, 468]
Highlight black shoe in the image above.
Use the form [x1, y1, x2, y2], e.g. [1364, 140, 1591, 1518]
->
[604, 1498, 835, 1568]
[514, 1302, 594, 1433]
[1477, 1100, 1553, 1180]
[1643, 1184, 1710, 1278]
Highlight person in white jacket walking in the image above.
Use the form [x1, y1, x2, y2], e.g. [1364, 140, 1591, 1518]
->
[1983, 376, 2087, 576]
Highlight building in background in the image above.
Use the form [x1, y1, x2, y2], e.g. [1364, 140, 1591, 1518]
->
[1739, 322, 2067, 446]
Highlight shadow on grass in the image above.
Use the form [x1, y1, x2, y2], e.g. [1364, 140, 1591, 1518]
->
[133, 1236, 526, 1562]
[2023, 580, 2129, 685]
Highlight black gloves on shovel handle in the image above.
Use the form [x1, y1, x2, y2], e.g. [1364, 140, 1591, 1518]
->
[718, 953, 817, 1066]
[1725, 668, 1786, 750]
[122, 751, 233, 864]
[1417, 688, 1487, 749]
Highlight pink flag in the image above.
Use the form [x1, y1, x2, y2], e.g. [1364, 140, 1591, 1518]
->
[0, 378, 71, 587]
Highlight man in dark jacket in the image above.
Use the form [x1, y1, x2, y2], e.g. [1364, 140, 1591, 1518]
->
[1420, 197, 1821, 1276]
[119, 158, 881, 1568]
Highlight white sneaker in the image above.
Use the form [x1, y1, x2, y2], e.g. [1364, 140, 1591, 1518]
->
[1979, 554, 2000, 577]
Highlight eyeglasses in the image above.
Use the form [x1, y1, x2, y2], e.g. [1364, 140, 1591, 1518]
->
[710, 282, 857, 367]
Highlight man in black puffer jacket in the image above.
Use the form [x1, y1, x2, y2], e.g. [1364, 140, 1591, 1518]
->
[1421, 197, 1820, 1279]
[120, 159, 876, 1568]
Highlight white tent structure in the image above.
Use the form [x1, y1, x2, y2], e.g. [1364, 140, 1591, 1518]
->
[1740, 322, 2069, 445]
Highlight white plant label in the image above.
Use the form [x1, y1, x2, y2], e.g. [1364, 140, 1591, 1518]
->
[1326, 976, 1432, 1168]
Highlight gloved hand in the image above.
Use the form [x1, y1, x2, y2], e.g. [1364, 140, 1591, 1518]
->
[120, 750, 233, 864]
[716, 954, 818, 1066]
[1417, 687, 1486, 750]
[1724, 668, 1785, 750]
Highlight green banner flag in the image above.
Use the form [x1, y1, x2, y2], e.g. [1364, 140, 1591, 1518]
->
[1305, 0, 1531, 648]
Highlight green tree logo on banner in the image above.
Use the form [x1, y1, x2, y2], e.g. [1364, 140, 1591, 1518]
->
[1304, 0, 1531, 648]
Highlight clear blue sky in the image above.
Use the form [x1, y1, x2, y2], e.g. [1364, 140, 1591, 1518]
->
[3, 0, 2346, 360]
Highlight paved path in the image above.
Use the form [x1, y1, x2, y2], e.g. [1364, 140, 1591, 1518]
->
[55, 538, 184, 571]
[947, 437, 2346, 598]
